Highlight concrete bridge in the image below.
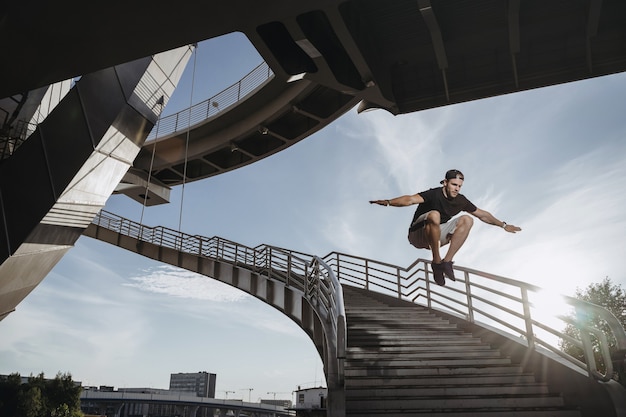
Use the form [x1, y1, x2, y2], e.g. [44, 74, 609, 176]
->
[84, 210, 626, 416]
[80, 389, 292, 417]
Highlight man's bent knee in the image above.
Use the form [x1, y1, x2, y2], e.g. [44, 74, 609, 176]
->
[425, 210, 441, 225]
[459, 214, 474, 228]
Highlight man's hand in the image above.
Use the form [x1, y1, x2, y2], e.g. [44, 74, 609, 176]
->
[369, 199, 390, 206]
[503, 224, 522, 233]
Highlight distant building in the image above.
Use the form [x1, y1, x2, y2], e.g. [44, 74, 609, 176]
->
[293, 386, 326, 417]
[81, 372, 217, 417]
[261, 398, 292, 408]
[118, 387, 170, 395]
[169, 371, 216, 398]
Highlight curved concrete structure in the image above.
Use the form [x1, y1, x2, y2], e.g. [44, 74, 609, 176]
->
[4, 1, 626, 206]
[0, 48, 193, 320]
[117, 68, 361, 205]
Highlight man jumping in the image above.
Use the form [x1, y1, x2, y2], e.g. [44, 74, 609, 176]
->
[370, 169, 522, 286]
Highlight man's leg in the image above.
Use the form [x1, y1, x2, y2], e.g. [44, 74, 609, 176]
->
[442, 215, 474, 263]
[423, 211, 446, 286]
[423, 211, 443, 263]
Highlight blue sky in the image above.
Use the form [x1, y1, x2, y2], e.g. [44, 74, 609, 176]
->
[1, 32, 626, 403]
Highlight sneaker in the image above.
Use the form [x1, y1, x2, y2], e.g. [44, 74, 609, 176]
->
[442, 261, 456, 281]
[431, 262, 446, 286]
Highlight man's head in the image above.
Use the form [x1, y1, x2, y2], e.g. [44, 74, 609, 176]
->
[441, 169, 464, 184]
[441, 169, 464, 198]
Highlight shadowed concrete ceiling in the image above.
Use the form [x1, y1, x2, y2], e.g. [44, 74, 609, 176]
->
[2, 0, 625, 110]
[2, 0, 625, 197]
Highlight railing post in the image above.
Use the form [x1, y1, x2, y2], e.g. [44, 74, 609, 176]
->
[425, 263, 432, 309]
[396, 267, 402, 299]
[464, 271, 474, 323]
[253, 247, 258, 272]
[267, 247, 272, 278]
[364, 259, 369, 290]
[287, 253, 292, 286]
[521, 288, 536, 350]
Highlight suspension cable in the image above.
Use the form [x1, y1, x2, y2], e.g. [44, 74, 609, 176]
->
[139, 95, 165, 230]
[178, 43, 198, 232]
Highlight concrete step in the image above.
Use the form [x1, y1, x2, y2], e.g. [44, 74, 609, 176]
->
[345, 359, 511, 372]
[347, 343, 492, 352]
[347, 350, 504, 360]
[346, 383, 551, 397]
[346, 314, 438, 320]
[347, 331, 479, 340]
[345, 311, 441, 318]
[345, 395, 568, 411]
[345, 373, 540, 387]
[345, 365, 526, 377]
[346, 306, 434, 311]
[345, 408, 581, 417]
[348, 324, 461, 331]
[347, 336, 487, 346]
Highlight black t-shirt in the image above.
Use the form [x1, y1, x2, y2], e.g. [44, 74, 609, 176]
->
[409, 187, 477, 231]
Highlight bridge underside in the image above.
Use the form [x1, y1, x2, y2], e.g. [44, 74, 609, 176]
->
[8, 0, 624, 195]
[3, 0, 626, 112]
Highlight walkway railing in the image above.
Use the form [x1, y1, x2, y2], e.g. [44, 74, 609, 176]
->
[90, 210, 626, 385]
[90, 210, 346, 386]
[2, 57, 273, 158]
[146, 61, 274, 140]
[325, 252, 626, 382]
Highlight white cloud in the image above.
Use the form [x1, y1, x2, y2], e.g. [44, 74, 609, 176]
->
[124, 265, 250, 302]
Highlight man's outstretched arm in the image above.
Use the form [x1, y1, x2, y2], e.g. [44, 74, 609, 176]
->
[370, 194, 425, 207]
[470, 208, 522, 233]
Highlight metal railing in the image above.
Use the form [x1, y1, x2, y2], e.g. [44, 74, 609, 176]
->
[90, 210, 626, 385]
[146, 61, 274, 140]
[323, 251, 626, 382]
[0, 120, 37, 160]
[1, 57, 273, 158]
[91, 210, 345, 383]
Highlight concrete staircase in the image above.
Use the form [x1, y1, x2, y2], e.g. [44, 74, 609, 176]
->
[342, 285, 582, 416]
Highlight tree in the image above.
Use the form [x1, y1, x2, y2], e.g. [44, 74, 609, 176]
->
[16, 384, 43, 417]
[0, 373, 22, 416]
[47, 372, 82, 415]
[560, 277, 626, 386]
[0, 372, 83, 417]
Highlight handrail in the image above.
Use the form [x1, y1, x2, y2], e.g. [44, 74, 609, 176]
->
[90, 210, 626, 385]
[306, 257, 346, 384]
[145, 61, 274, 141]
[1, 59, 273, 158]
[322, 251, 626, 382]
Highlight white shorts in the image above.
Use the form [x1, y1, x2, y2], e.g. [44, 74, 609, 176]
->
[407, 212, 460, 249]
